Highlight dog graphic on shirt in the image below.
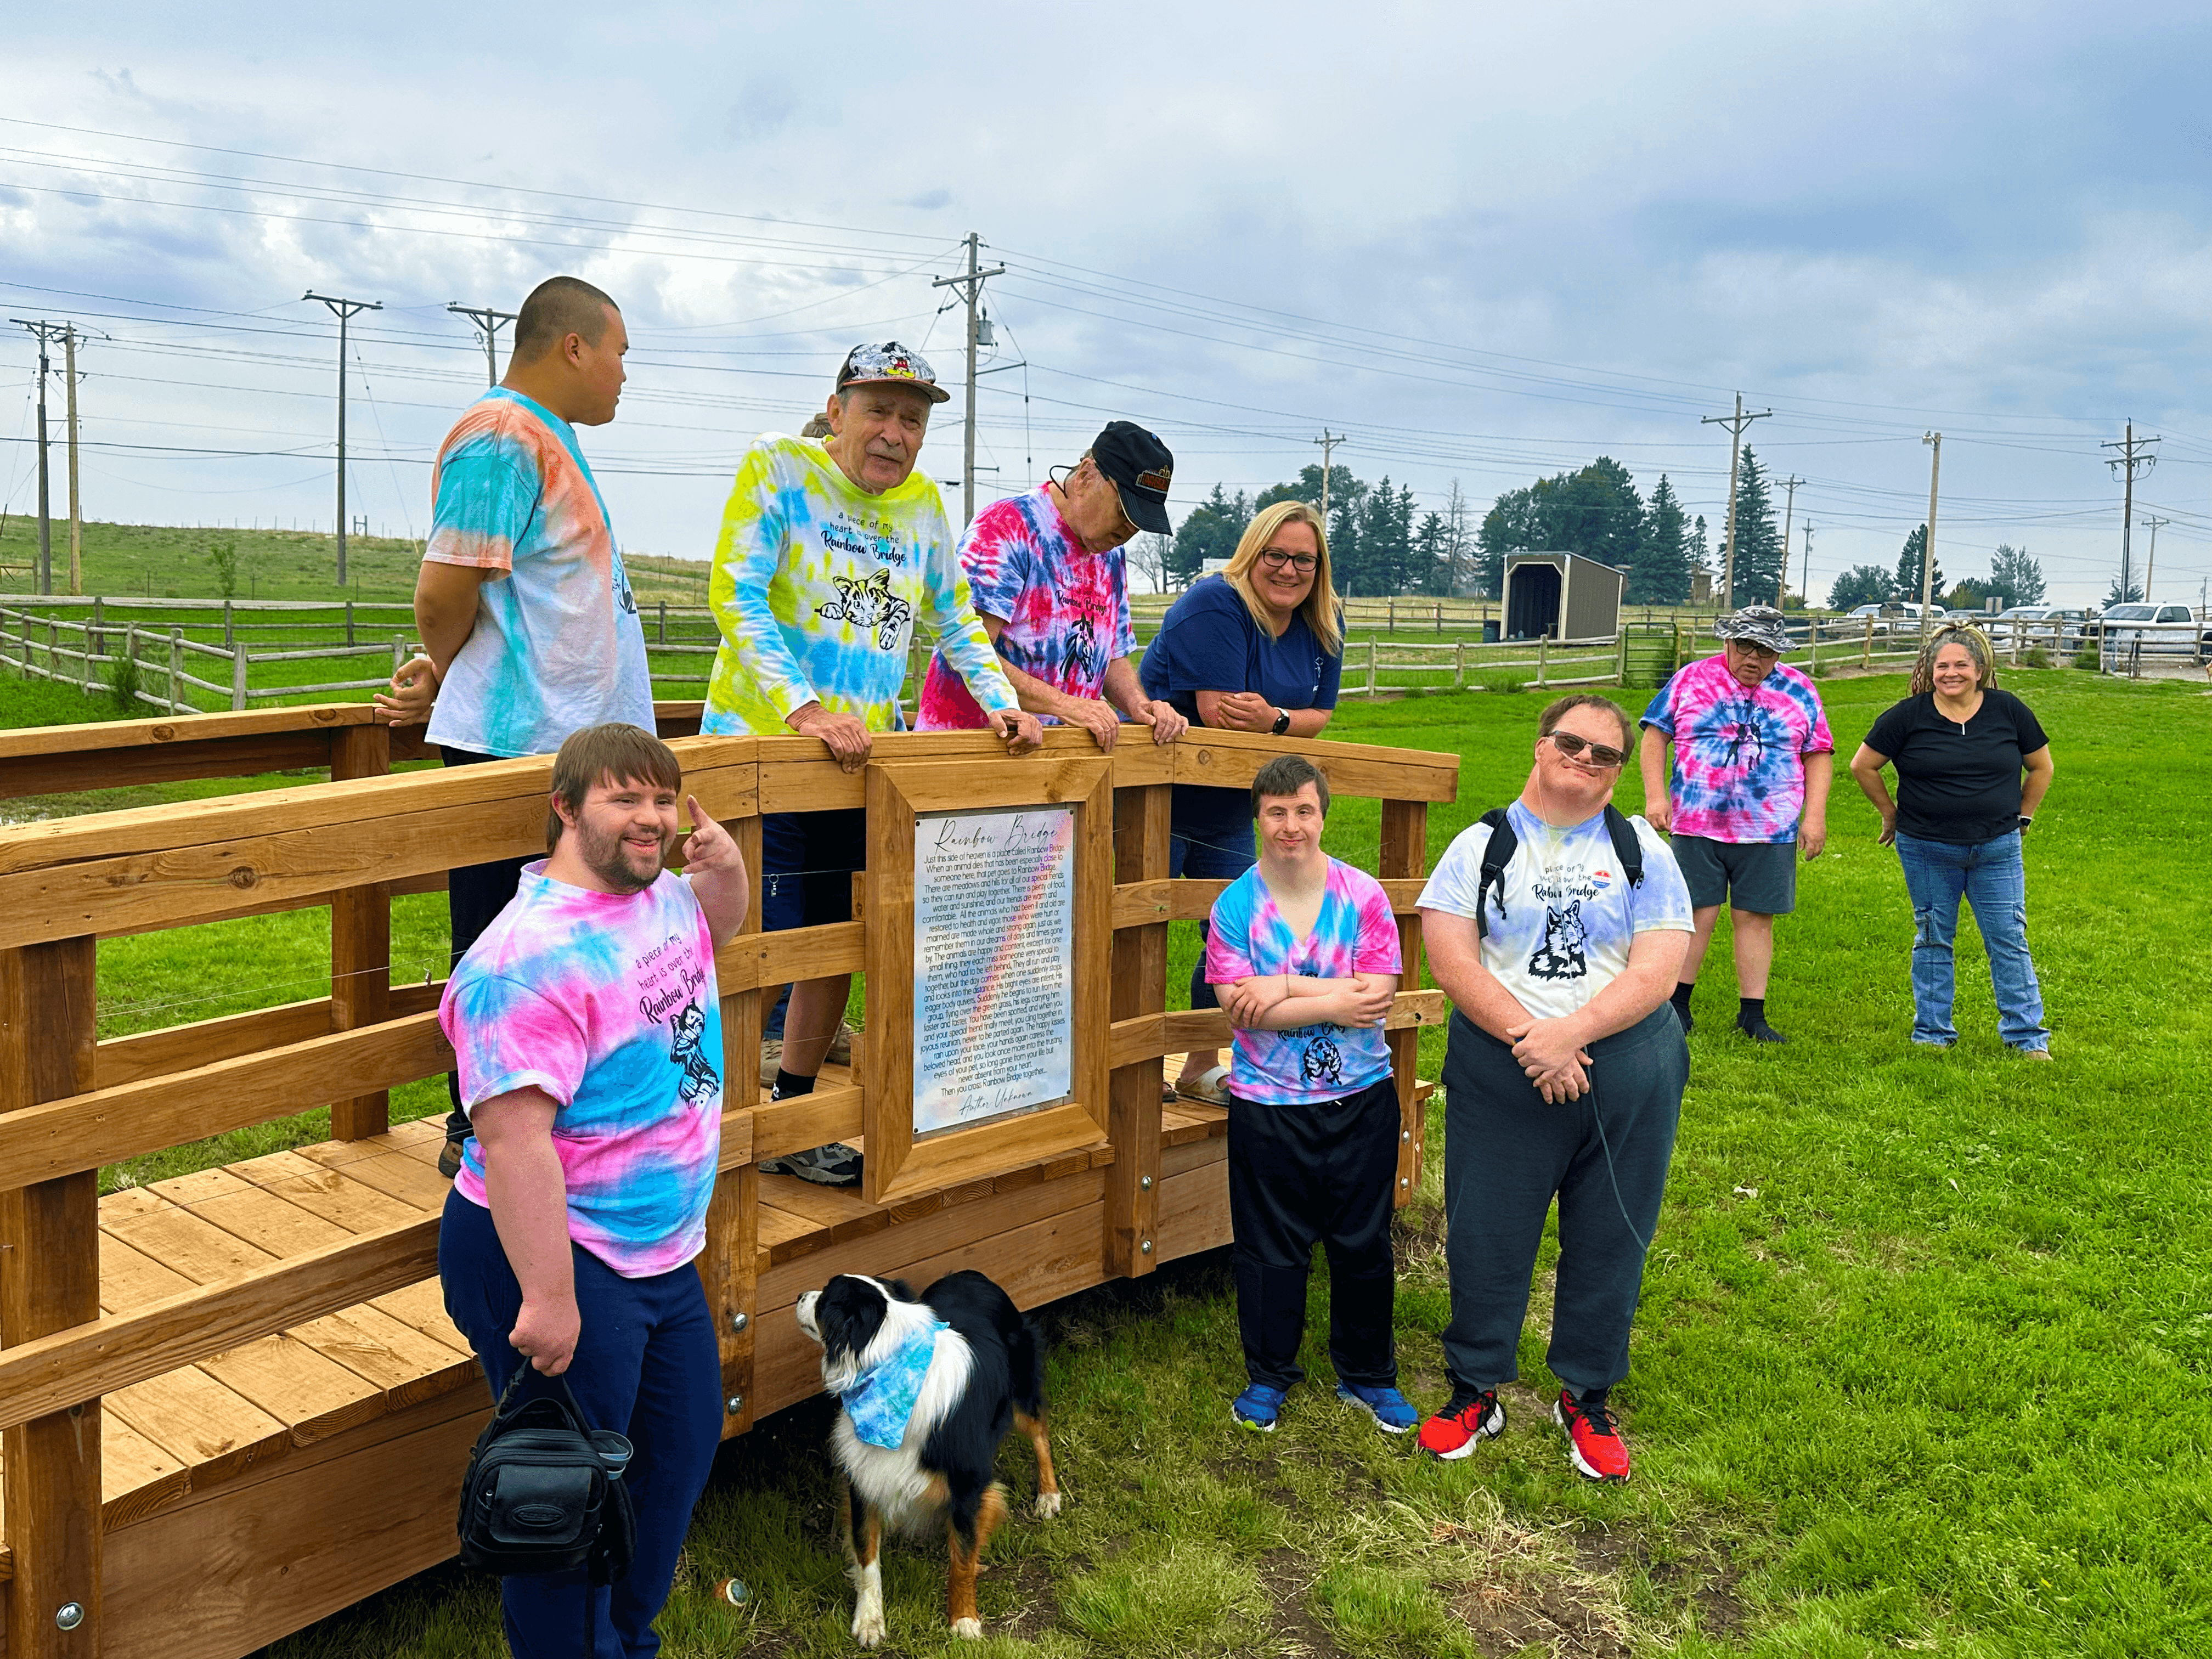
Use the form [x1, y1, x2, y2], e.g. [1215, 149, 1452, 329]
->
[816, 568, 913, 651]
[1528, 900, 1588, 981]
[668, 1001, 721, 1103]
[1296, 1029, 1345, 1087]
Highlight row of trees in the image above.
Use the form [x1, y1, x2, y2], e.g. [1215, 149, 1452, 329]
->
[1476, 458, 1715, 603]
[1827, 536, 2047, 611]
[1160, 465, 1484, 597]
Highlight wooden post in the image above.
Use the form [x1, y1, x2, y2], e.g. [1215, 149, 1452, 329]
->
[1, 935, 103, 1658]
[1809, 617, 1819, 674]
[1378, 802, 1427, 1208]
[1107, 783, 1170, 1277]
[1537, 633, 1549, 688]
[1863, 616, 1873, 669]
[1615, 629, 1629, 685]
[658, 599, 667, 645]
[328, 726, 394, 1139]
[222, 599, 234, 649]
[167, 628, 181, 712]
[1365, 638, 1378, 696]
[123, 624, 137, 708]
[1453, 641, 1465, 690]
[230, 642, 248, 710]
[1388, 595, 1396, 631]
[702, 810, 765, 1431]
[345, 599, 356, 646]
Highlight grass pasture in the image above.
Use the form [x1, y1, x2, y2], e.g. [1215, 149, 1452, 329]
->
[7, 667, 2210, 1655]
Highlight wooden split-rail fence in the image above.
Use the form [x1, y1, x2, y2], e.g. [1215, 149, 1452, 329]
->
[0, 702, 1459, 1659]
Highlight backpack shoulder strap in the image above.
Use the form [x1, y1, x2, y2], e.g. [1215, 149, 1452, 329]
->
[1474, 807, 1516, 940]
[1602, 804, 1645, 887]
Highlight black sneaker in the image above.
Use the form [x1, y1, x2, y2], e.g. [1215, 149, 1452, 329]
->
[759, 1142, 863, 1187]
[438, 1137, 467, 1180]
[1736, 1014, 1786, 1044]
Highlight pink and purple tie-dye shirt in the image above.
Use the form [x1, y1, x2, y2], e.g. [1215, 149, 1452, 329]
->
[422, 388, 654, 759]
[914, 485, 1137, 730]
[1204, 857, 1403, 1104]
[443, 862, 723, 1278]
[1639, 653, 1834, 844]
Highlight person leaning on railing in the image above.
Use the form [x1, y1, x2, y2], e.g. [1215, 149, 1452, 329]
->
[1848, 624, 2054, 1058]
[1137, 500, 1345, 1105]
[372, 276, 654, 1182]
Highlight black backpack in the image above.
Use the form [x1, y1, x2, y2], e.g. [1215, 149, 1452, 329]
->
[1471, 804, 1645, 939]
[458, 1363, 637, 1585]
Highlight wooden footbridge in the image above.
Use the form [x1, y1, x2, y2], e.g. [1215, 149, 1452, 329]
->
[0, 703, 1457, 1658]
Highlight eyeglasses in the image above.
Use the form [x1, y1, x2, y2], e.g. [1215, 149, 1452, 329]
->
[1545, 731, 1628, 768]
[1257, 549, 1319, 573]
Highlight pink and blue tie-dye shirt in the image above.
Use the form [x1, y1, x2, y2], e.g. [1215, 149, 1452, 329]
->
[1639, 653, 1833, 844]
[443, 862, 723, 1278]
[421, 388, 654, 759]
[913, 485, 1137, 730]
[1204, 857, 1403, 1104]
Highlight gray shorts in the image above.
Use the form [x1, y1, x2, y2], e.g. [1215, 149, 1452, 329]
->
[1671, 834, 1797, 915]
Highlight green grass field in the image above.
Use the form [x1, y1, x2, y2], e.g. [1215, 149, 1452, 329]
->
[5, 665, 2209, 1656]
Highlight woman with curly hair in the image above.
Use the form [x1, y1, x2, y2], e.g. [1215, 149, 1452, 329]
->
[1848, 625, 2055, 1056]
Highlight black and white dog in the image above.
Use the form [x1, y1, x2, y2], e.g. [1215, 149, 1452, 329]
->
[795, 1270, 1060, 1646]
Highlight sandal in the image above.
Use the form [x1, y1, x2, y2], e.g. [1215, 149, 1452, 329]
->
[1176, 1065, 1233, 1107]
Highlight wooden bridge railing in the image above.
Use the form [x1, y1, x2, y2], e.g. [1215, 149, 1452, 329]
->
[0, 705, 1458, 1659]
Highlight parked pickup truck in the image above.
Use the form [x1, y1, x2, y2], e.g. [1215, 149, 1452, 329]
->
[2095, 603, 2212, 671]
[1991, 606, 2089, 652]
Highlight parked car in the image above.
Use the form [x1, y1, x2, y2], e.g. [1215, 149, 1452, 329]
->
[2096, 603, 2211, 670]
[1993, 606, 2089, 652]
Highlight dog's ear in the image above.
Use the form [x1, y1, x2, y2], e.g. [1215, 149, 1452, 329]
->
[815, 1275, 889, 1359]
[880, 1279, 918, 1304]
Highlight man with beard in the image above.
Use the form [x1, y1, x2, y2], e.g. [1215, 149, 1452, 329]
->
[436, 723, 747, 1657]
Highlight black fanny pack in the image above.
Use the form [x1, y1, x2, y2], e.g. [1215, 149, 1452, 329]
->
[457, 1362, 637, 1584]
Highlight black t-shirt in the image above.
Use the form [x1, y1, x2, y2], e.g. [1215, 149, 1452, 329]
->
[1863, 687, 2050, 844]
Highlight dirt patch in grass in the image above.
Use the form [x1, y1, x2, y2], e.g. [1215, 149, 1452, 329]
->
[1257, 1548, 1352, 1658]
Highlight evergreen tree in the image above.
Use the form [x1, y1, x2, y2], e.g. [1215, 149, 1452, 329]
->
[1476, 484, 1542, 598]
[1632, 475, 1694, 603]
[2106, 574, 2145, 607]
[1989, 543, 2046, 606]
[1726, 449, 1784, 606]
[1893, 526, 1943, 607]
[1690, 515, 1711, 572]
[1169, 484, 1249, 585]
[1325, 476, 1370, 594]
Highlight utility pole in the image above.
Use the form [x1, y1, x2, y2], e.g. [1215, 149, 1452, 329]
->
[2102, 423, 2159, 603]
[930, 233, 1005, 526]
[1312, 428, 1348, 524]
[448, 302, 520, 386]
[63, 325, 82, 594]
[2139, 513, 2169, 602]
[9, 319, 65, 595]
[304, 291, 383, 585]
[1700, 392, 1771, 607]
[1921, 432, 1942, 636]
[1778, 474, 1802, 605]
[1801, 520, 1814, 612]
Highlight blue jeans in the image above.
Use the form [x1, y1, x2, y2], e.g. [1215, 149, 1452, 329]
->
[1169, 799, 1256, 1012]
[1892, 831, 2049, 1051]
[441, 1192, 724, 1659]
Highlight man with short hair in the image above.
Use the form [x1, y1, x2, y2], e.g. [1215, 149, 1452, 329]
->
[437, 721, 747, 1657]
[1414, 695, 1694, 1481]
[704, 342, 1043, 1185]
[1206, 755, 1408, 1436]
[375, 275, 653, 1178]
[915, 422, 1187, 750]
[1637, 606, 1832, 1043]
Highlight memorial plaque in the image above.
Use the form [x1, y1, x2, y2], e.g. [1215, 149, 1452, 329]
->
[912, 805, 1076, 1133]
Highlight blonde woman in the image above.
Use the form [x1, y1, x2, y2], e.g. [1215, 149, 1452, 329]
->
[1849, 625, 2053, 1056]
[1139, 501, 1347, 1101]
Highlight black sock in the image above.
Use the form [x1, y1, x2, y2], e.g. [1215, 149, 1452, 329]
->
[772, 1068, 816, 1101]
[1670, 983, 1695, 1014]
[1738, 997, 1767, 1025]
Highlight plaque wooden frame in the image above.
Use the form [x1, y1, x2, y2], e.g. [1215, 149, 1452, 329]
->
[861, 755, 1114, 1206]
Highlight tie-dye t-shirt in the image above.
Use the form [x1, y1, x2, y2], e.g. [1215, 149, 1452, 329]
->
[912, 486, 1137, 730]
[701, 434, 1015, 736]
[421, 388, 653, 759]
[1204, 857, 1403, 1105]
[1639, 654, 1833, 843]
[444, 862, 723, 1278]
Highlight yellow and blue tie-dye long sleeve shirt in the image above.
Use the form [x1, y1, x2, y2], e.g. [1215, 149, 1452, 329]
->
[701, 435, 1015, 735]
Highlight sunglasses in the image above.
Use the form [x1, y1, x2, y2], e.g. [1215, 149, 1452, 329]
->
[1545, 730, 1628, 768]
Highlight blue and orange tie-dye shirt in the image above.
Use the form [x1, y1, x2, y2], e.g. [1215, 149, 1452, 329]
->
[1640, 653, 1834, 844]
[701, 434, 1015, 735]
[913, 485, 1136, 730]
[1204, 857, 1402, 1105]
[443, 862, 723, 1278]
[421, 388, 653, 759]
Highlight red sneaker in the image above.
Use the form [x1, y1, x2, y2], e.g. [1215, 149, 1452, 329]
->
[1416, 1387, 1505, 1460]
[1554, 1389, 1630, 1482]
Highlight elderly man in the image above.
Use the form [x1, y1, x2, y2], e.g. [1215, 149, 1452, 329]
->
[915, 421, 1186, 749]
[1637, 605, 1832, 1043]
[703, 342, 1043, 1185]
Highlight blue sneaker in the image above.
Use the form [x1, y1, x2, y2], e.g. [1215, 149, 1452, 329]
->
[1335, 1381, 1418, 1435]
[1232, 1384, 1286, 1432]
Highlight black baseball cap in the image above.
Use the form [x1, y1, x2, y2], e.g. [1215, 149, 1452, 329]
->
[1090, 421, 1175, 535]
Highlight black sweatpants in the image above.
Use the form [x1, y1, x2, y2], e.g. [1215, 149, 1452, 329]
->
[1438, 1004, 1686, 1398]
[440, 746, 533, 1142]
[1227, 1076, 1401, 1392]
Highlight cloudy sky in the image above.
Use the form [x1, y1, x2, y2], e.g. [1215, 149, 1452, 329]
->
[6, 1, 2211, 606]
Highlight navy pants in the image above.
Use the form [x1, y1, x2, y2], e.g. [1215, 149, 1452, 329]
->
[1438, 1006, 1686, 1397]
[441, 745, 532, 1142]
[1227, 1077, 1401, 1392]
[440, 1191, 723, 1659]
[1169, 794, 1256, 1013]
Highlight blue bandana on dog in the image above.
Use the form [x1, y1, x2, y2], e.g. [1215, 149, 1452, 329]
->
[839, 1319, 948, 1449]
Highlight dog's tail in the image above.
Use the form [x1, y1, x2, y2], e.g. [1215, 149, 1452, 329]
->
[1006, 1310, 1047, 1418]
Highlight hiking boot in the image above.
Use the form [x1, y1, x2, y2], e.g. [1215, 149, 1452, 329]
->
[1416, 1387, 1505, 1460]
[1335, 1381, 1418, 1435]
[1232, 1384, 1286, 1432]
[1736, 1014, 1786, 1044]
[1555, 1389, 1631, 1482]
[758, 1142, 863, 1187]
[438, 1136, 467, 1181]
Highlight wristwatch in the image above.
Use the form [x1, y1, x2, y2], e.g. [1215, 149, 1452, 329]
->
[1271, 707, 1291, 736]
